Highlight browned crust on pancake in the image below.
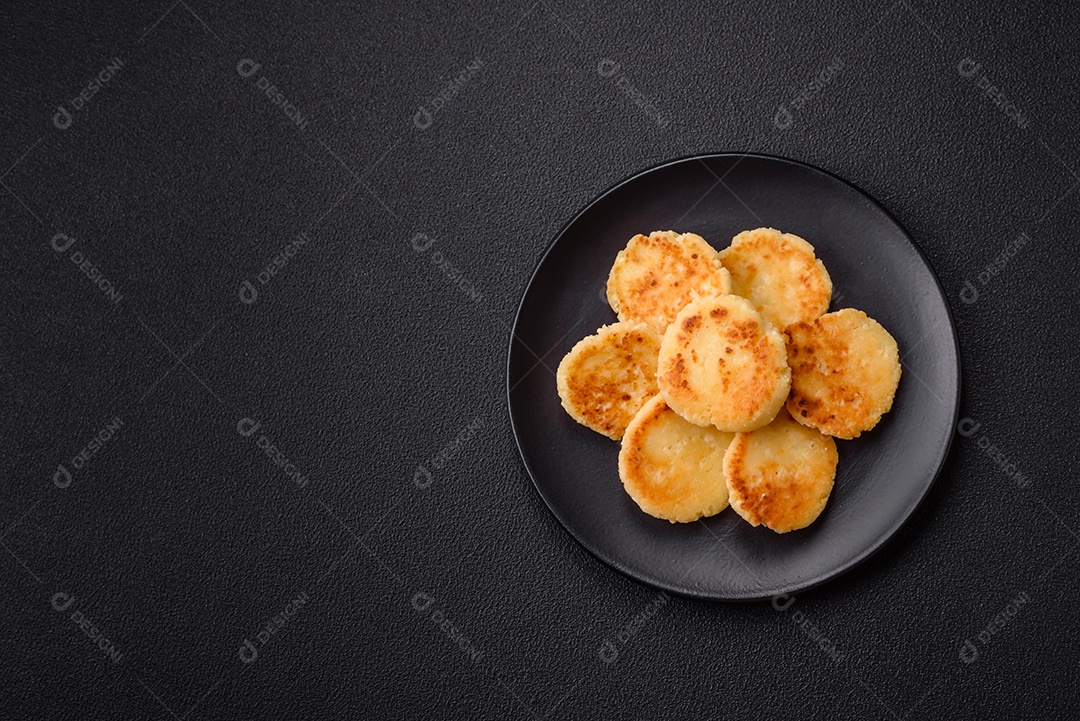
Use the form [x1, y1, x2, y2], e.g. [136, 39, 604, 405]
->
[607, 230, 730, 331]
[784, 308, 901, 439]
[556, 321, 662, 439]
[618, 394, 733, 522]
[718, 227, 832, 329]
[657, 295, 790, 431]
[723, 409, 838, 533]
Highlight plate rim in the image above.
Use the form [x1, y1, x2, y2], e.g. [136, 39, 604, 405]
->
[505, 151, 962, 602]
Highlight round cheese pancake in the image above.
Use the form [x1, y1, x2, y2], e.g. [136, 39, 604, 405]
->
[723, 408, 838, 533]
[657, 295, 790, 432]
[556, 322, 662, 440]
[607, 230, 731, 332]
[785, 308, 901, 439]
[618, 394, 735, 523]
[718, 227, 832, 329]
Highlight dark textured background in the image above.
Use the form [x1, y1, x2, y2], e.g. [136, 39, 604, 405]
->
[2, 1, 1078, 718]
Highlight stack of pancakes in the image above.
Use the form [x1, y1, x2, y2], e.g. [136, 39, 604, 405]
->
[556, 229, 901, 533]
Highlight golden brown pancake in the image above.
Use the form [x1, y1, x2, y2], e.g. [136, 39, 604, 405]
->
[607, 230, 731, 332]
[718, 227, 832, 329]
[657, 295, 790, 432]
[618, 394, 735, 523]
[723, 408, 838, 533]
[556, 321, 662, 440]
[785, 308, 901, 439]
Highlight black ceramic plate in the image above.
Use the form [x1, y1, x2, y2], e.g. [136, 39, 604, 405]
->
[507, 153, 960, 601]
